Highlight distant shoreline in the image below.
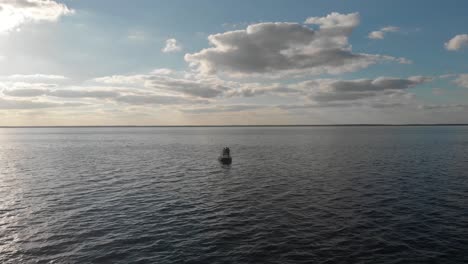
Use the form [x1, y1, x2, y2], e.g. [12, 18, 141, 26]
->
[1, 124, 468, 128]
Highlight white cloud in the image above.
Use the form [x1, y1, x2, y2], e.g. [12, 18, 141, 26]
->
[93, 72, 233, 99]
[439, 74, 457, 79]
[454, 74, 468, 88]
[2, 86, 120, 99]
[368, 31, 384, 40]
[445, 34, 468, 51]
[127, 30, 147, 41]
[93, 71, 304, 99]
[92, 75, 147, 85]
[0, 0, 74, 33]
[2, 83, 206, 107]
[185, 13, 409, 77]
[304, 12, 359, 31]
[151, 68, 174, 75]
[368, 26, 399, 40]
[162, 38, 182, 53]
[3, 74, 68, 81]
[0, 81, 57, 88]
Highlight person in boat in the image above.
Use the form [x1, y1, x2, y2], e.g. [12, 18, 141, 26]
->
[223, 147, 230, 156]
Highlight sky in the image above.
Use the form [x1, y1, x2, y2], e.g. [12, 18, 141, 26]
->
[0, 0, 468, 125]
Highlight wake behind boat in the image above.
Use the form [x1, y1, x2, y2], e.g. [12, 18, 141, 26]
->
[218, 147, 232, 165]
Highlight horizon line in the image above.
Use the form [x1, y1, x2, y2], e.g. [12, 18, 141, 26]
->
[1, 124, 468, 128]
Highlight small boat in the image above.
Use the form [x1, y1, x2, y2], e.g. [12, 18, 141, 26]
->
[218, 147, 232, 164]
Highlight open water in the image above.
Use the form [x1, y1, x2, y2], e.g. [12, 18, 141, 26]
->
[0, 126, 467, 263]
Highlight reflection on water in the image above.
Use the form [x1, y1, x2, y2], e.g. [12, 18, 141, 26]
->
[0, 127, 467, 263]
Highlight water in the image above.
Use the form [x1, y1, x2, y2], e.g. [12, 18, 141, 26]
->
[1, 126, 467, 263]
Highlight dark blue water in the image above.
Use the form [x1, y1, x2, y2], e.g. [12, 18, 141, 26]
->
[1, 127, 467, 263]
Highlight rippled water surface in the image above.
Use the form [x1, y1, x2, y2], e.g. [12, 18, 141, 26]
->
[1, 127, 467, 263]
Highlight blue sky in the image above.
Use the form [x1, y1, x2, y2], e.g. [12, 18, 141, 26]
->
[0, 0, 467, 125]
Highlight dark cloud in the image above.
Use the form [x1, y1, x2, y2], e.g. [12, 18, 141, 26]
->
[181, 104, 264, 113]
[146, 76, 229, 98]
[299, 76, 431, 102]
[114, 94, 208, 105]
[277, 102, 356, 109]
[226, 84, 302, 97]
[48, 90, 119, 99]
[278, 101, 408, 110]
[3, 88, 49, 97]
[93, 74, 232, 99]
[2, 84, 210, 107]
[0, 98, 84, 109]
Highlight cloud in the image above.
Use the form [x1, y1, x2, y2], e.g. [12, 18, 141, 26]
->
[277, 102, 355, 109]
[92, 75, 147, 85]
[3, 87, 119, 99]
[2, 74, 68, 81]
[445, 34, 468, 51]
[232, 75, 423, 105]
[0, 97, 83, 109]
[0, 81, 57, 88]
[418, 104, 468, 111]
[3, 88, 49, 97]
[48, 89, 120, 99]
[180, 104, 265, 113]
[0, 82, 57, 96]
[0, 0, 74, 33]
[151, 68, 174, 75]
[2, 84, 205, 107]
[225, 83, 302, 97]
[277, 101, 407, 110]
[185, 13, 409, 77]
[93, 71, 301, 99]
[92, 71, 430, 105]
[93, 72, 233, 98]
[114, 94, 207, 105]
[2, 68, 434, 116]
[295, 76, 431, 102]
[439, 74, 457, 79]
[127, 30, 147, 41]
[145, 75, 231, 98]
[304, 12, 360, 30]
[162, 38, 182, 53]
[454, 74, 468, 88]
[368, 26, 399, 39]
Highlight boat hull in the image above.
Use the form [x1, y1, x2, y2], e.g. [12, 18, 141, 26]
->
[218, 156, 232, 164]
